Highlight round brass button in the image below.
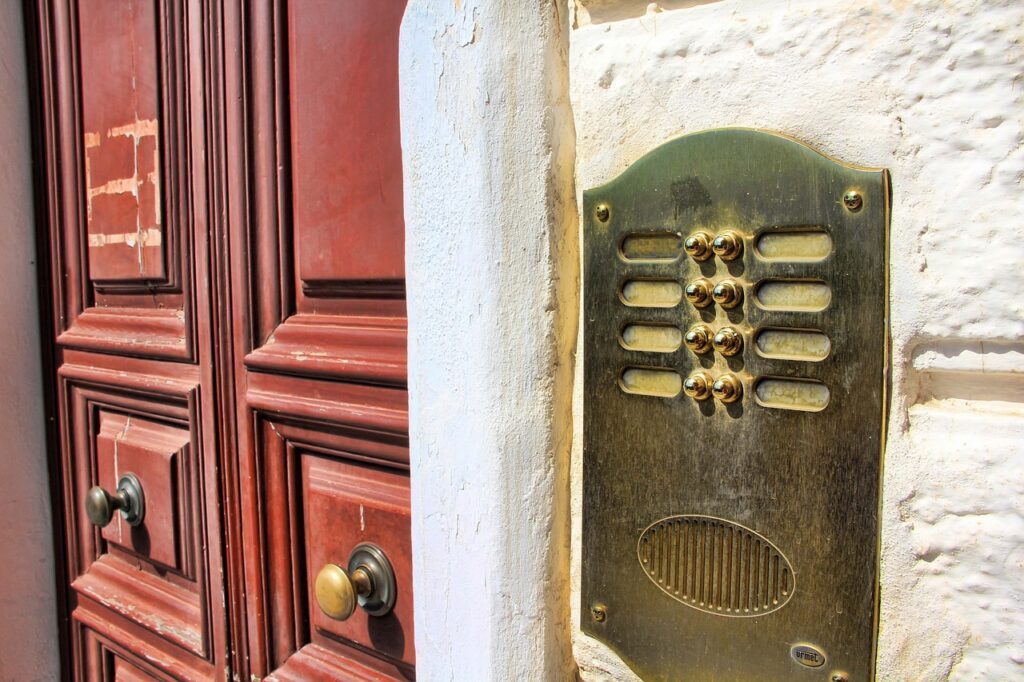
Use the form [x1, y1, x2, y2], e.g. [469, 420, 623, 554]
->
[712, 327, 743, 356]
[684, 279, 713, 308]
[315, 563, 357, 621]
[683, 372, 712, 401]
[711, 374, 743, 403]
[683, 232, 713, 262]
[684, 325, 713, 354]
[711, 280, 743, 309]
[711, 231, 743, 261]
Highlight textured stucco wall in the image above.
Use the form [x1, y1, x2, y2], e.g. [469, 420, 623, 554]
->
[0, 3, 60, 680]
[399, 2, 578, 680]
[569, 1, 1023, 680]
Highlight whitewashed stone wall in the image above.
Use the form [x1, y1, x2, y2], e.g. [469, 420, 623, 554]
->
[400, 2, 578, 680]
[569, 1, 1024, 680]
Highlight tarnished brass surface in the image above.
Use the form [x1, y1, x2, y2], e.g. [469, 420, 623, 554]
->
[582, 129, 889, 681]
[85, 472, 145, 528]
[315, 542, 399, 621]
[315, 563, 358, 621]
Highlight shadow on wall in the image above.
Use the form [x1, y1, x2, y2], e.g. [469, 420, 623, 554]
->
[575, 0, 723, 26]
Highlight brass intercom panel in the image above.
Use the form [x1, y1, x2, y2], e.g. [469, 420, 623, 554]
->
[581, 129, 889, 681]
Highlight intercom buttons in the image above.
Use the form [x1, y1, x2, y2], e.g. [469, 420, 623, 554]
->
[711, 280, 743, 309]
[682, 372, 712, 401]
[684, 279, 713, 308]
[684, 325, 713, 354]
[712, 327, 743, 356]
[683, 232, 713, 262]
[711, 231, 743, 260]
[711, 374, 743, 403]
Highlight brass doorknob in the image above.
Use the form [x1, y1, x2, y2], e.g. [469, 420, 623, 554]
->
[315, 543, 397, 620]
[85, 473, 145, 527]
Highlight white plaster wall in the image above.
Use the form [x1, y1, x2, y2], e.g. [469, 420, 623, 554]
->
[569, 1, 1024, 679]
[0, 2, 61, 680]
[399, 2, 578, 680]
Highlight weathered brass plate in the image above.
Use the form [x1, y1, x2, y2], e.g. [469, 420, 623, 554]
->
[582, 129, 889, 681]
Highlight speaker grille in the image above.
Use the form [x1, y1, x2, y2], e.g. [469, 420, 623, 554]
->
[637, 515, 794, 617]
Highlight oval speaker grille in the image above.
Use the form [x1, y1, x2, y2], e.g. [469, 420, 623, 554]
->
[637, 515, 794, 617]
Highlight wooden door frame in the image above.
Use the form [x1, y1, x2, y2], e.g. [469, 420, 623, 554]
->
[23, 2, 77, 677]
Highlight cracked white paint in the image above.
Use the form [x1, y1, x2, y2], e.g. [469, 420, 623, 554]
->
[569, 1, 1024, 680]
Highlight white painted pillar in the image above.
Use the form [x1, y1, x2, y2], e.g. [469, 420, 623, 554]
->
[399, 2, 578, 679]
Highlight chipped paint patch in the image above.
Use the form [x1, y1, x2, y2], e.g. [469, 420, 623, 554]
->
[83, 115, 162, 279]
[87, 228, 162, 248]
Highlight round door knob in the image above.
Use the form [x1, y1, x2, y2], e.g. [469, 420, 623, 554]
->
[315, 542, 397, 621]
[315, 564, 366, 621]
[711, 231, 743, 261]
[684, 279, 713, 309]
[684, 325, 713, 354]
[711, 280, 743, 309]
[683, 232, 713, 262]
[85, 473, 145, 527]
[683, 372, 712, 401]
[712, 374, 743, 403]
[712, 327, 743, 357]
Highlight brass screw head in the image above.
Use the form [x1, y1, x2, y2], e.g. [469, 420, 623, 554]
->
[842, 190, 863, 212]
[683, 232, 713, 262]
[683, 372, 712, 401]
[711, 280, 743, 309]
[684, 279, 713, 308]
[831, 674, 849, 682]
[711, 231, 743, 261]
[712, 327, 743, 356]
[591, 604, 607, 623]
[595, 204, 610, 222]
[711, 374, 743, 403]
[684, 325, 713, 354]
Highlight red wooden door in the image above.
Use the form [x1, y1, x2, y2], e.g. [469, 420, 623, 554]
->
[31, 0, 412, 679]
[222, 0, 414, 679]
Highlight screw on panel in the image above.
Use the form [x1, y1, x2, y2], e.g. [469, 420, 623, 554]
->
[831, 674, 849, 682]
[842, 190, 863, 212]
[595, 204, 610, 222]
[591, 604, 607, 622]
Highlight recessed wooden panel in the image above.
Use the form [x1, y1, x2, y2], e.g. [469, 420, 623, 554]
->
[245, 412, 412, 680]
[305, 455, 413, 666]
[112, 656, 151, 682]
[78, 618, 213, 681]
[96, 412, 189, 571]
[288, 0, 406, 290]
[239, 0, 408, 384]
[40, 0, 194, 360]
[79, 0, 164, 283]
[59, 361, 213, 665]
